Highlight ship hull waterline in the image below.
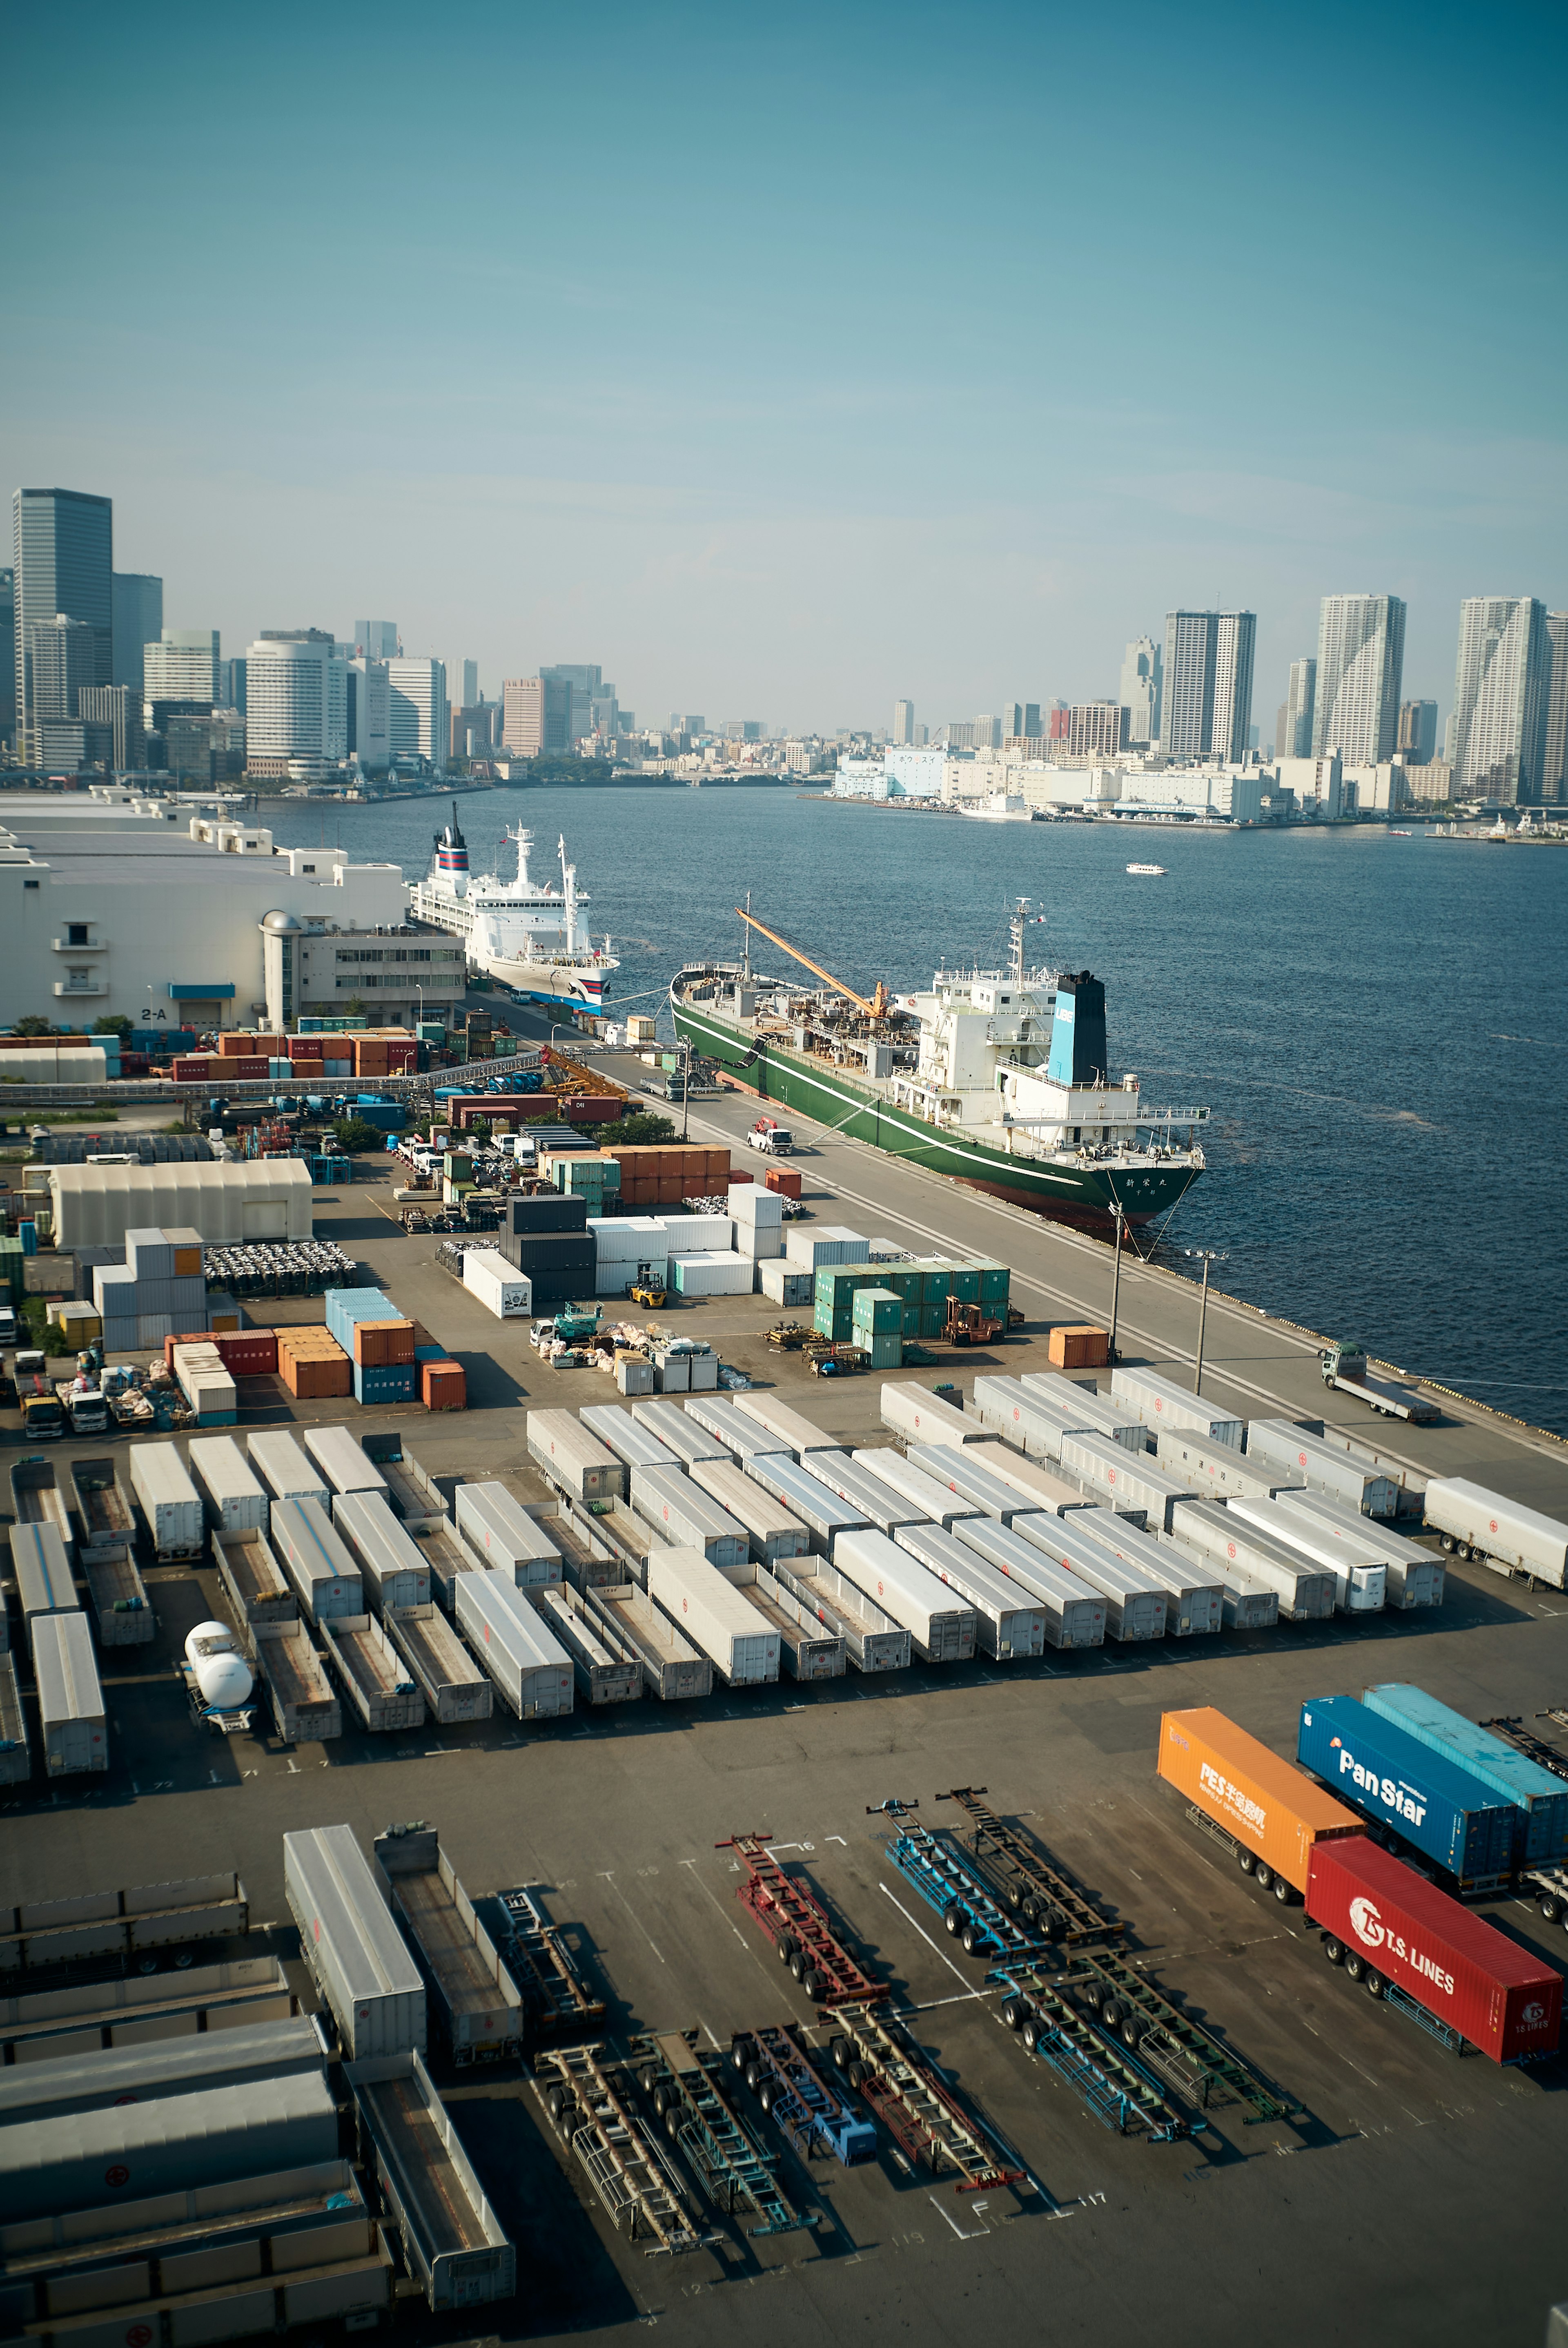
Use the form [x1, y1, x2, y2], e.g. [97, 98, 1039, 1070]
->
[673, 999, 1202, 1230]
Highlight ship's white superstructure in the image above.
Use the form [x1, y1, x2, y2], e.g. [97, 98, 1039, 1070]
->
[408, 807, 619, 1009]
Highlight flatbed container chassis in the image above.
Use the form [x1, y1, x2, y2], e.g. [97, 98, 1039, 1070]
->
[627, 2029, 808, 2235]
[494, 1884, 606, 2041]
[937, 1784, 1123, 1946]
[983, 1966, 1190, 2139]
[717, 1833, 884, 2007]
[821, 2004, 1026, 2192]
[728, 2024, 878, 2165]
[875, 1804, 1056, 1965]
[531, 2042, 719, 2254]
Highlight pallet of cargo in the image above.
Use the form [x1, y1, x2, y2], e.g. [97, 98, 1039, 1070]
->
[346, 2047, 516, 2306]
[936, 1786, 1123, 1946]
[873, 1801, 1056, 1964]
[628, 2029, 809, 2235]
[816, 2004, 1027, 2192]
[494, 1882, 606, 2040]
[718, 1832, 884, 2006]
[531, 2041, 720, 2254]
[728, 2023, 878, 2166]
[983, 1965, 1191, 2140]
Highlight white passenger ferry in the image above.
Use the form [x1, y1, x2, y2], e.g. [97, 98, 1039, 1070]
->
[408, 806, 618, 1010]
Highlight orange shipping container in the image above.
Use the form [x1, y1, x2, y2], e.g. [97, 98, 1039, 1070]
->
[1049, 1323, 1109, 1369]
[656, 1177, 684, 1204]
[1157, 1708, 1362, 1895]
[352, 1318, 415, 1367]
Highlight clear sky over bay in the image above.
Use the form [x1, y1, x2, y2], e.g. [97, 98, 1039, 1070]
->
[5, 0, 1565, 732]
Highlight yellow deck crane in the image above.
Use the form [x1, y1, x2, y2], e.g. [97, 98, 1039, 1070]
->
[735, 908, 893, 1022]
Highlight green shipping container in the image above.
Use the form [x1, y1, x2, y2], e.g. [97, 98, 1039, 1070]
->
[949, 1268, 981, 1304]
[919, 1300, 947, 1338]
[901, 1302, 921, 1338]
[978, 1264, 1010, 1304]
[853, 1289, 902, 1334]
[868, 1331, 903, 1371]
[920, 1267, 954, 1303]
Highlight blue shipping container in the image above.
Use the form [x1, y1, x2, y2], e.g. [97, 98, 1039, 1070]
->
[1361, 1682, 1568, 1863]
[353, 1363, 415, 1406]
[1298, 1695, 1518, 1889]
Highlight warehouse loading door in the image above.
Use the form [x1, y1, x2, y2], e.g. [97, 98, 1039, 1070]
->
[242, 1200, 290, 1238]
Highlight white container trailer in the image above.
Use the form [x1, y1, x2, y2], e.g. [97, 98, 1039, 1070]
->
[586, 1579, 713, 1700]
[1016, 1373, 1147, 1451]
[731, 1391, 844, 1463]
[833, 1527, 977, 1663]
[688, 1455, 811, 1565]
[530, 1583, 642, 1704]
[796, 1450, 940, 1536]
[270, 1496, 363, 1623]
[906, 1443, 1053, 1529]
[385, 1605, 493, 1724]
[129, 1442, 204, 1559]
[320, 1615, 427, 1733]
[630, 1396, 729, 1466]
[965, 1441, 1109, 1519]
[947, 1516, 1107, 1649]
[579, 1403, 682, 1478]
[252, 1619, 342, 1742]
[1152, 1428, 1300, 1504]
[744, 1454, 872, 1556]
[303, 1425, 389, 1499]
[768, 1555, 912, 1672]
[12, 1523, 79, 1663]
[844, 1447, 976, 1532]
[333, 1491, 433, 1612]
[1243, 1420, 1399, 1519]
[1108, 1366, 1243, 1448]
[1007, 1514, 1169, 1641]
[454, 1482, 564, 1586]
[525, 1409, 625, 1504]
[1312, 1426, 1428, 1519]
[283, 1822, 427, 2060]
[462, 1246, 533, 1318]
[1167, 1499, 1336, 1621]
[683, 1394, 793, 1466]
[247, 1428, 332, 1513]
[728, 1563, 846, 1679]
[345, 2047, 516, 2309]
[878, 1382, 985, 1449]
[893, 1523, 1046, 1660]
[1225, 1496, 1386, 1612]
[644, 1545, 780, 1684]
[1058, 1508, 1224, 1636]
[82, 1551, 155, 1646]
[33, 1612, 107, 1775]
[454, 1571, 575, 1718]
[216, 1529, 296, 1627]
[1056, 1432, 1196, 1533]
[188, 1436, 270, 1535]
[1420, 1477, 1568, 1590]
[970, 1375, 1102, 1463]
[1275, 1490, 1446, 1608]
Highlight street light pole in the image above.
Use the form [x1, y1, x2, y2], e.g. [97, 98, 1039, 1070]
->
[1107, 1199, 1125, 1364]
[1186, 1247, 1225, 1395]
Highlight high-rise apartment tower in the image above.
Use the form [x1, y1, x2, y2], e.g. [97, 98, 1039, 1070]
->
[1312, 594, 1405, 763]
[1161, 611, 1255, 761]
[1448, 598, 1551, 803]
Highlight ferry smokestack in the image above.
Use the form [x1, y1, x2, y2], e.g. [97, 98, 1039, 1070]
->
[1047, 972, 1108, 1087]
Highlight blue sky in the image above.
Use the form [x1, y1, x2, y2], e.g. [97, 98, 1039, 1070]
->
[6, 0, 1565, 735]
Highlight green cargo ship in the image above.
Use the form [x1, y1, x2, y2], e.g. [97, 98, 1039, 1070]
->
[670, 929, 1208, 1231]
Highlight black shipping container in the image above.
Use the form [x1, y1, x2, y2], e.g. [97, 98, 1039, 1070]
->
[507, 1195, 589, 1235]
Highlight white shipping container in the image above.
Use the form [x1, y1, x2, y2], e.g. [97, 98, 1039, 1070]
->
[906, 1443, 1053, 1527]
[671, 1251, 754, 1298]
[454, 1572, 575, 1718]
[1166, 1499, 1337, 1621]
[1108, 1366, 1243, 1449]
[878, 1382, 986, 1449]
[588, 1214, 674, 1263]
[1057, 1508, 1223, 1636]
[668, 1215, 733, 1250]
[1153, 1429, 1298, 1504]
[1276, 1490, 1446, 1608]
[304, 1426, 389, 1498]
[270, 1496, 364, 1623]
[728, 1183, 782, 1224]
[947, 1516, 1107, 1647]
[129, 1442, 205, 1557]
[848, 1447, 980, 1532]
[12, 1523, 79, 1661]
[833, 1527, 977, 1662]
[630, 1463, 750, 1571]
[1056, 1431, 1196, 1532]
[1419, 1477, 1567, 1590]
[454, 1482, 564, 1585]
[969, 1375, 1085, 1463]
[682, 1395, 791, 1465]
[525, 1410, 625, 1503]
[332, 1492, 433, 1612]
[247, 1429, 332, 1512]
[1243, 1420, 1399, 1518]
[688, 1456, 812, 1564]
[808, 1450, 946, 1534]
[784, 1224, 869, 1271]
[462, 1248, 532, 1318]
[579, 1403, 683, 1477]
[964, 1441, 1105, 1518]
[731, 1391, 843, 1462]
[188, 1436, 269, 1535]
[1225, 1496, 1386, 1613]
[744, 1454, 871, 1554]
[644, 1545, 780, 1684]
[893, 1522, 1045, 1659]
[1007, 1514, 1168, 1641]
[1016, 1373, 1147, 1452]
[757, 1260, 815, 1308]
[630, 1396, 728, 1465]
[283, 1823, 426, 2060]
[33, 1612, 108, 1775]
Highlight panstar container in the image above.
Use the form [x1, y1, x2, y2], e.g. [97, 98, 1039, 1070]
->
[1157, 1706, 1362, 1893]
[1297, 1694, 1519, 1891]
[1360, 1683, 1568, 1862]
[1305, 1835, 1562, 2063]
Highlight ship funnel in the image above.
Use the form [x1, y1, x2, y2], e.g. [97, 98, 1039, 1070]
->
[436, 796, 469, 876]
[1047, 972, 1108, 1088]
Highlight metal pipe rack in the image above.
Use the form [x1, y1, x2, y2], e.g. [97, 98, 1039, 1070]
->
[716, 1833, 884, 2008]
[870, 1800, 1055, 1965]
[627, 2030, 809, 2236]
[816, 2005, 1025, 2194]
[531, 2042, 720, 2254]
[935, 1785, 1124, 1946]
[728, 2025, 878, 2167]
[493, 1884, 605, 2042]
[982, 1967, 1190, 2141]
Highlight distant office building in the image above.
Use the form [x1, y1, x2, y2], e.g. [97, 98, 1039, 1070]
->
[1397, 699, 1438, 765]
[144, 629, 220, 710]
[1118, 637, 1163, 745]
[26, 614, 97, 722]
[450, 702, 496, 760]
[460, 659, 479, 707]
[974, 714, 1002, 750]
[245, 630, 347, 776]
[893, 698, 915, 745]
[1312, 595, 1405, 763]
[387, 658, 448, 769]
[0, 568, 13, 743]
[1162, 611, 1255, 761]
[77, 684, 144, 770]
[1067, 702, 1129, 760]
[13, 487, 113, 760]
[111, 572, 163, 691]
[1539, 612, 1568, 803]
[1448, 597, 1551, 803]
[221, 656, 247, 714]
[1021, 702, 1041, 740]
[1275, 658, 1316, 760]
[682, 714, 706, 737]
[502, 675, 572, 756]
[1048, 704, 1071, 742]
[1002, 703, 1022, 739]
[353, 620, 399, 660]
[539, 663, 603, 743]
[347, 660, 391, 771]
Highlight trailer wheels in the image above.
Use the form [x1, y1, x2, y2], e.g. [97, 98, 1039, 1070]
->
[1323, 1936, 1344, 1965]
[1000, 1997, 1027, 2030]
[1099, 2000, 1123, 2032]
[731, 2038, 754, 2075]
[1236, 1850, 1256, 1875]
[1363, 1970, 1386, 2000]
[790, 1950, 807, 1981]
[664, 2107, 682, 2141]
[652, 2084, 670, 2117]
[942, 1904, 966, 1935]
[804, 1971, 826, 2002]
[1537, 1894, 1560, 1924]
[1272, 1877, 1294, 1904]
[960, 1923, 980, 1955]
[1121, 2017, 1144, 2051]
[1007, 1884, 1024, 1911]
[1343, 1952, 1364, 1981]
[745, 2063, 762, 2095]
[1253, 1863, 1273, 1891]
[777, 1935, 796, 1965]
[758, 2080, 775, 2114]
[547, 2087, 566, 2121]
[1021, 2017, 1041, 2051]
[830, 2036, 851, 2069]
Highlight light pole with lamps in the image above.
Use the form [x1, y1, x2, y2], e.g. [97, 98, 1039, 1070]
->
[1106, 1194, 1127, 1364]
[1185, 1248, 1227, 1395]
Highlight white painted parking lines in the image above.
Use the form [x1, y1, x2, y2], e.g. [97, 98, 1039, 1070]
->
[597, 1870, 666, 1964]
[678, 1857, 761, 1962]
[878, 1882, 980, 1994]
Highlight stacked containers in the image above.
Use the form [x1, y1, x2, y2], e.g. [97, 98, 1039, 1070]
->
[786, 1225, 870, 1274]
[276, 1326, 352, 1399]
[588, 1215, 671, 1296]
[671, 1253, 753, 1298]
[729, 1181, 783, 1263]
[1296, 1695, 1519, 1891]
[1360, 1684, 1568, 1863]
[851, 1288, 903, 1371]
[171, 1340, 238, 1427]
[325, 1289, 416, 1405]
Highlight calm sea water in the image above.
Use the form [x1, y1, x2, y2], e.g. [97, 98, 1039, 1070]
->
[265, 787, 1568, 1434]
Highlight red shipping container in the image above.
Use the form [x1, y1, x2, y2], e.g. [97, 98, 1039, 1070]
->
[1306, 1837, 1562, 2064]
[566, 1095, 624, 1122]
[422, 1358, 466, 1410]
[764, 1166, 802, 1198]
[287, 1037, 325, 1057]
[214, 1330, 278, 1376]
[726, 1168, 753, 1185]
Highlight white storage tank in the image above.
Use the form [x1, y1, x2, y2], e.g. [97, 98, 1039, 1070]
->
[187, 1435, 269, 1534]
[34, 1612, 108, 1775]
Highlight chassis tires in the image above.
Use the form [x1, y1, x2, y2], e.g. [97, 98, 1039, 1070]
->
[1121, 2018, 1144, 2051]
[943, 1904, 966, 1936]
[790, 1951, 806, 1981]
[1007, 1884, 1024, 1912]
[1000, 1998, 1027, 2031]
[1323, 1937, 1345, 1965]
[1364, 1970, 1386, 1999]
[804, 1971, 826, 2002]
[1236, 1850, 1255, 1876]
[776, 1935, 795, 1966]
[830, 2037, 850, 2070]
[960, 1924, 980, 1955]
[1343, 1952, 1365, 1982]
[1272, 1876, 1294, 1904]
[1254, 1863, 1274, 1891]
[1021, 2018, 1041, 2052]
[1537, 1895, 1560, 1924]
